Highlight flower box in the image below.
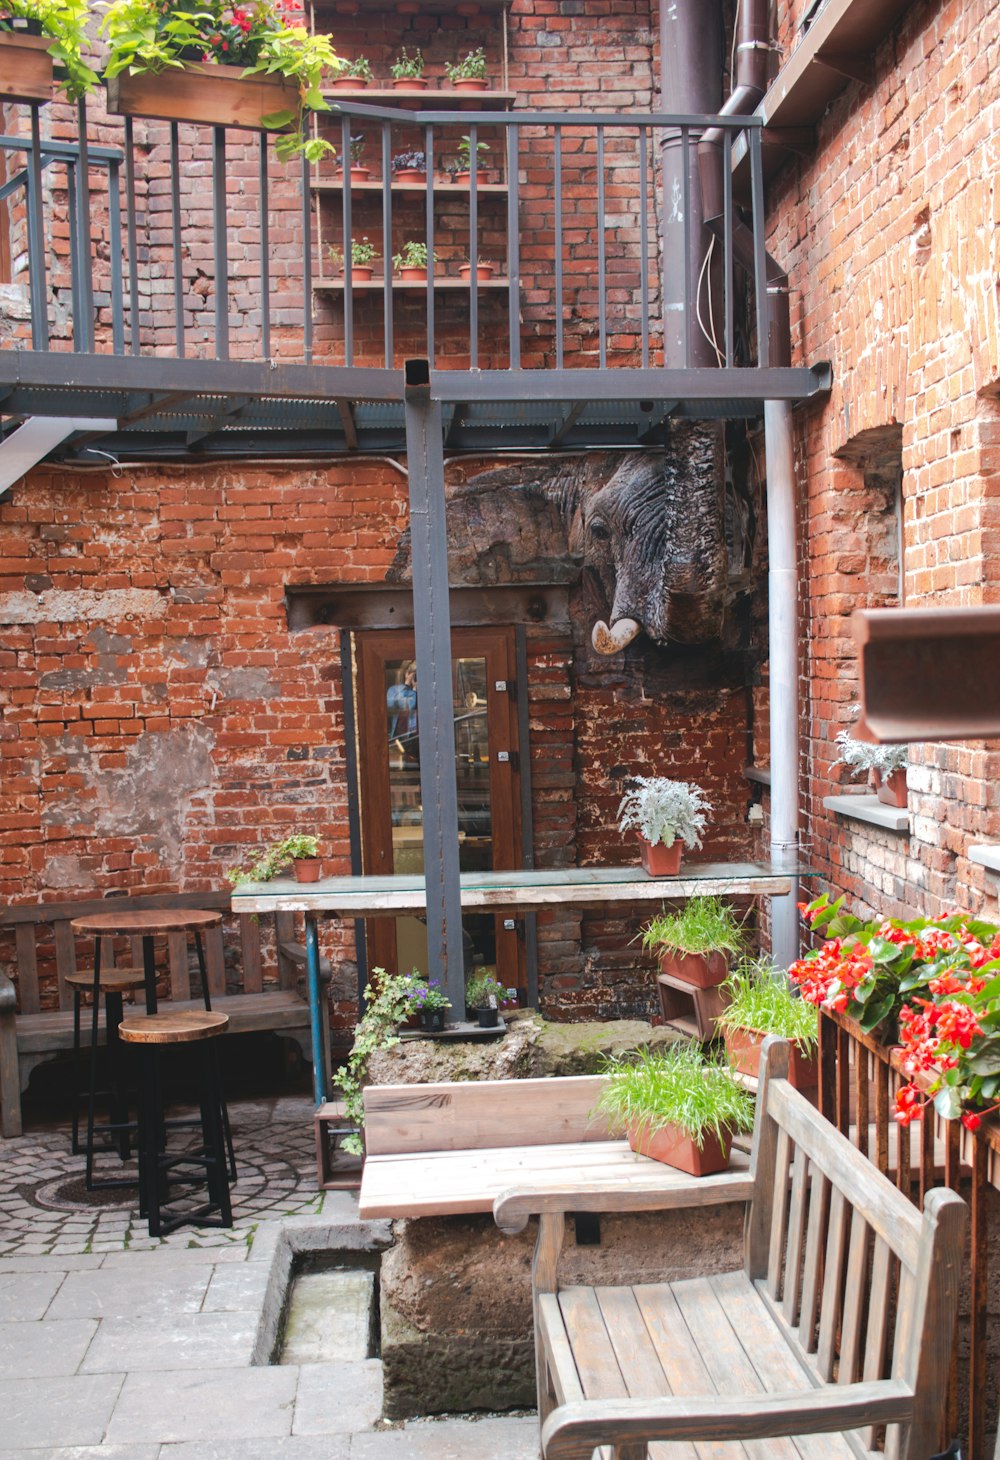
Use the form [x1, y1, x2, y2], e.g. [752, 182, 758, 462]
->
[658, 947, 728, 989]
[0, 33, 54, 106]
[105, 61, 300, 132]
[627, 1120, 732, 1176]
[723, 1024, 818, 1092]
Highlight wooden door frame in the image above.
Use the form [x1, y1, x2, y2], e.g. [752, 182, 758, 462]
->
[353, 626, 524, 991]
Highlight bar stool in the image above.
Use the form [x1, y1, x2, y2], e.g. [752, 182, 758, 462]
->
[119, 1010, 233, 1238]
[69, 909, 230, 1190]
[67, 962, 145, 1165]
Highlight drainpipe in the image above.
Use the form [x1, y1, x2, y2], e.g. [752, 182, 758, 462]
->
[697, 0, 800, 968]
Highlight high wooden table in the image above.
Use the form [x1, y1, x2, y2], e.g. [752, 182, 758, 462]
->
[230, 862, 800, 1106]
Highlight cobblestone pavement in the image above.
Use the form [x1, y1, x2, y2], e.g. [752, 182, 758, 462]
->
[0, 1096, 323, 1257]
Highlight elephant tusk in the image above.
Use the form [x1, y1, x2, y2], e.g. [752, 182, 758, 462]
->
[591, 617, 641, 654]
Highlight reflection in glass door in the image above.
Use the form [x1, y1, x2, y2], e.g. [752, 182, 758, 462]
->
[355, 629, 523, 994]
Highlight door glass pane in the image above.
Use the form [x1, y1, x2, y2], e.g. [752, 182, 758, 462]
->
[383, 656, 497, 984]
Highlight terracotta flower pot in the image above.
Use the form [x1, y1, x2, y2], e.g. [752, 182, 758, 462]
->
[331, 75, 368, 90]
[344, 265, 375, 281]
[391, 76, 428, 90]
[657, 948, 729, 990]
[393, 169, 427, 185]
[627, 1121, 732, 1176]
[638, 836, 682, 877]
[723, 1025, 818, 1092]
[293, 858, 322, 883]
[451, 78, 488, 91]
[877, 768, 907, 808]
[348, 165, 371, 183]
[458, 262, 495, 281]
[399, 266, 428, 282]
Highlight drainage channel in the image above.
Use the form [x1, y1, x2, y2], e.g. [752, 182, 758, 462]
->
[274, 1251, 380, 1365]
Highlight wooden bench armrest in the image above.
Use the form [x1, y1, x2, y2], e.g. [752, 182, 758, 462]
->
[493, 1168, 754, 1233]
[540, 1381, 913, 1458]
[0, 971, 16, 1015]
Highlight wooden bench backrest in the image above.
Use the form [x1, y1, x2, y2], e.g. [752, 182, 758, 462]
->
[747, 1040, 965, 1459]
[364, 1075, 612, 1156]
[0, 891, 296, 1013]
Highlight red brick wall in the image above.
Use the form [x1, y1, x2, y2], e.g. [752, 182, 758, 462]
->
[765, 0, 1000, 923]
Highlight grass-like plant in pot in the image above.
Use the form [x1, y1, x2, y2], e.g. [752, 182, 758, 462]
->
[466, 971, 510, 1028]
[225, 832, 320, 887]
[616, 775, 711, 876]
[444, 46, 487, 90]
[640, 895, 744, 989]
[594, 1041, 755, 1176]
[718, 958, 819, 1091]
[835, 728, 909, 808]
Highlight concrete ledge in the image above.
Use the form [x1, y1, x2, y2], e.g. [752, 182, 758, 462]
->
[823, 794, 909, 834]
[969, 845, 1000, 876]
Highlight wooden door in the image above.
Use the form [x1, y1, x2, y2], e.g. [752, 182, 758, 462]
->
[354, 627, 524, 996]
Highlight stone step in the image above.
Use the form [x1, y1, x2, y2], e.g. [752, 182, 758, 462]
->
[278, 1268, 375, 1365]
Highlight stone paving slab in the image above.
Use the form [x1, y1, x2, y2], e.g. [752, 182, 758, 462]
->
[48, 1266, 213, 1322]
[0, 1317, 97, 1378]
[291, 1360, 383, 1436]
[349, 1416, 540, 1458]
[160, 1440, 350, 1460]
[0, 1375, 124, 1449]
[81, 1312, 258, 1374]
[200, 1263, 272, 1313]
[106, 1368, 299, 1445]
[0, 1448, 159, 1460]
[0, 1269, 66, 1318]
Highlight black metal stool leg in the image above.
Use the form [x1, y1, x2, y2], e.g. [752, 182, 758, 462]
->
[193, 930, 236, 1182]
[141, 1048, 163, 1237]
[84, 939, 102, 1189]
[200, 1042, 233, 1226]
[71, 983, 83, 1156]
[105, 989, 130, 1161]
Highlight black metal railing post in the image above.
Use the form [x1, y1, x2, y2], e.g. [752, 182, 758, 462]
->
[212, 126, 229, 359]
[26, 103, 48, 350]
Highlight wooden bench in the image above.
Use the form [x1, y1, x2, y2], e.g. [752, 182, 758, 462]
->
[0, 890, 332, 1138]
[357, 1074, 753, 1219]
[492, 1038, 966, 1460]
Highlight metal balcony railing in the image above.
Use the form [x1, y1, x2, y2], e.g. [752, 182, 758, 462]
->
[0, 99, 772, 378]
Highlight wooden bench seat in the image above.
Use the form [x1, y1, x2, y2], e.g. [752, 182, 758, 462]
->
[493, 1039, 966, 1460]
[0, 890, 332, 1137]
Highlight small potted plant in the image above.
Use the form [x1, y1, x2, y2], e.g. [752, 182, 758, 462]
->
[391, 149, 427, 184]
[465, 971, 510, 1028]
[444, 46, 488, 91]
[447, 136, 490, 184]
[640, 895, 744, 989]
[392, 240, 435, 282]
[0, 0, 97, 104]
[331, 53, 372, 89]
[616, 775, 711, 876]
[458, 257, 496, 282]
[401, 974, 452, 1033]
[225, 833, 321, 887]
[389, 46, 425, 89]
[718, 959, 819, 1092]
[835, 728, 909, 808]
[340, 134, 369, 183]
[594, 1041, 755, 1177]
[329, 237, 378, 281]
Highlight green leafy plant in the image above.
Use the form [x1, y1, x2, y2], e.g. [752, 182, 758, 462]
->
[334, 970, 423, 1153]
[389, 45, 423, 80]
[347, 133, 366, 164]
[718, 959, 819, 1051]
[225, 832, 318, 887]
[340, 52, 371, 79]
[390, 149, 426, 175]
[99, 0, 341, 162]
[1, 0, 97, 99]
[392, 240, 434, 272]
[447, 136, 490, 176]
[466, 971, 511, 1008]
[329, 236, 378, 270]
[399, 973, 451, 1013]
[640, 896, 745, 959]
[444, 46, 486, 82]
[595, 1041, 755, 1149]
[617, 776, 711, 850]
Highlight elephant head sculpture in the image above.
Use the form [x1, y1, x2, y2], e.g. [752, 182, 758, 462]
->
[387, 422, 730, 651]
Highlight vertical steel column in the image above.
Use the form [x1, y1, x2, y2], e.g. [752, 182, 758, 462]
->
[26, 104, 47, 350]
[403, 366, 464, 1015]
[212, 127, 229, 359]
[764, 396, 800, 968]
[304, 914, 329, 1106]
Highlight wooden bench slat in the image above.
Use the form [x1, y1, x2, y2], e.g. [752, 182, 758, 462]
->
[594, 1287, 700, 1460]
[558, 1286, 629, 1400]
[205, 923, 226, 997]
[168, 931, 191, 1001]
[766, 1126, 792, 1301]
[783, 1145, 809, 1327]
[798, 1166, 830, 1355]
[275, 911, 297, 990]
[816, 1187, 849, 1380]
[837, 1210, 870, 1389]
[240, 913, 264, 994]
[537, 1292, 585, 1408]
[14, 925, 39, 1015]
[53, 920, 77, 1011]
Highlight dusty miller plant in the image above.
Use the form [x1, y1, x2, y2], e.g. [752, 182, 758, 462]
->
[335, 970, 422, 1154]
[834, 729, 908, 777]
[617, 776, 711, 849]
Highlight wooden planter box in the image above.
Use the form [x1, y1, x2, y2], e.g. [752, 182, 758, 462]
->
[0, 33, 54, 106]
[106, 61, 300, 132]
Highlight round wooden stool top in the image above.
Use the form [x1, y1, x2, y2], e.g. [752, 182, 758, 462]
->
[65, 966, 146, 995]
[70, 909, 223, 937]
[118, 1011, 230, 1045]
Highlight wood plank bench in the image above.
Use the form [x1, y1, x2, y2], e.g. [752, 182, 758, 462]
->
[357, 1075, 753, 1219]
[492, 1039, 966, 1460]
[0, 890, 332, 1138]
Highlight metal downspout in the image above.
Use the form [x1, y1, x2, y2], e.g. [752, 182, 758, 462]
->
[696, 0, 800, 966]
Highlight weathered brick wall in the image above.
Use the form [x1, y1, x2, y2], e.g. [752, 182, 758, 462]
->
[765, 0, 1000, 923]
